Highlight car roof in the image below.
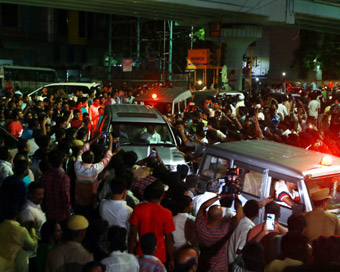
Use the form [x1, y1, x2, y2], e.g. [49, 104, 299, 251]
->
[28, 82, 101, 96]
[192, 90, 243, 96]
[134, 88, 192, 103]
[39, 82, 100, 88]
[105, 104, 166, 124]
[205, 140, 340, 181]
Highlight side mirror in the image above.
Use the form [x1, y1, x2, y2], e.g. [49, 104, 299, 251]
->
[175, 135, 182, 146]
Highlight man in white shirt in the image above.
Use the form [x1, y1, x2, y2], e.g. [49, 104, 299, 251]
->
[17, 182, 46, 272]
[140, 124, 161, 143]
[0, 146, 13, 186]
[101, 226, 139, 272]
[192, 179, 234, 218]
[308, 93, 320, 125]
[19, 182, 46, 236]
[227, 200, 259, 265]
[277, 99, 288, 119]
[172, 195, 197, 250]
[99, 177, 133, 231]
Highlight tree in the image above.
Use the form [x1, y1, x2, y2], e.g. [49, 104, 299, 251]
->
[292, 30, 340, 79]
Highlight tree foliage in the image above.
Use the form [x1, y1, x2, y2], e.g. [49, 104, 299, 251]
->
[293, 30, 340, 79]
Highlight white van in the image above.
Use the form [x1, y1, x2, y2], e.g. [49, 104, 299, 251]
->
[198, 140, 340, 225]
[134, 87, 192, 115]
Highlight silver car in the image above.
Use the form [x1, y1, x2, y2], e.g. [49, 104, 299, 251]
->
[102, 104, 186, 171]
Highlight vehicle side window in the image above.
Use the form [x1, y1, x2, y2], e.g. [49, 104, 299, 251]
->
[239, 168, 263, 197]
[270, 178, 300, 208]
[179, 100, 186, 112]
[200, 155, 230, 179]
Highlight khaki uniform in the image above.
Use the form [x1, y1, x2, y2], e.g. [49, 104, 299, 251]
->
[304, 207, 340, 242]
[45, 241, 93, 272]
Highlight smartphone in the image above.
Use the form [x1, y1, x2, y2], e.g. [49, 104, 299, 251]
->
[151, 148, 157, 157]
[218, 178, 225, 184]
[266, 213, 275, 231]
[102, 132, 109, 138]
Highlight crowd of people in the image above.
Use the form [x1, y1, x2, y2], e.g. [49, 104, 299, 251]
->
[0, 81, 340, 272]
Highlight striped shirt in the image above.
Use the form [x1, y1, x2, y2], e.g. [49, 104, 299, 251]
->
[74, 143, 112, 206]
[138, 255, 166, 272]
[195, 213, 230, 272]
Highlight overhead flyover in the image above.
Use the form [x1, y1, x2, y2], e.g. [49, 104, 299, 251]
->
[2, 0, 340, 34]
[3, 0, 340, 89]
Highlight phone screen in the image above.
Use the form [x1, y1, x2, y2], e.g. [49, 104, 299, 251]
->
[218, 178, 225, 184]
[266, 213, 275, 231]
[151, 149, 157, 157]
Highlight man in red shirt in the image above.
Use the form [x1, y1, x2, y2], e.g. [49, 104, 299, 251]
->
[129, 180, 175, 270]
[70, 109, 82, 128]
[7, 110, 23, 138]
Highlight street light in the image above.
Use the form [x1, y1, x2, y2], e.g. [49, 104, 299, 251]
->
[282, 72, 286, 77]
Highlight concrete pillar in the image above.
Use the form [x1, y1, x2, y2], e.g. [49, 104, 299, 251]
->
[220, 26, 262, 91]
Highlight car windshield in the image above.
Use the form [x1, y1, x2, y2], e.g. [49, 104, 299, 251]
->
[110, 122, 175, 146]
[306, 175, 340, 212]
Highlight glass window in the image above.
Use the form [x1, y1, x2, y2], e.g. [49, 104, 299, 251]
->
[240, 169, 263, 197]
[1, 4, 18, 28]
[179, 100, 186, 112]
[109, 122, 175, 146]
[200, 155, 263, 197]
[306, 175, 340, 210]
[200, 155, 230, 179]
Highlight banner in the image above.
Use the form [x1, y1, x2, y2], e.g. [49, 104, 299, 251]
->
[123, 58, 133, 72]
[187, 49, 209, 69]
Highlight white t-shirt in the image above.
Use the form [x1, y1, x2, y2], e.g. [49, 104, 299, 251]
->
[308, 100, 320, 118]
[277, 104, 288, 118]
[227, 216, 255, 264]
[140, 131, 161, 143]
[99, 199, 133, 230]
[172, 213, 196, 250]
[19, 200, 46, 236]
[101, 251, 139, 272]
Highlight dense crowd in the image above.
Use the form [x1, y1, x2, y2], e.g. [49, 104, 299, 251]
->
[0, 81, 340, 272]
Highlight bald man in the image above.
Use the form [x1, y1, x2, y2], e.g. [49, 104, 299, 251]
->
[195, 193, 243, 271]
[174, 247, 198, 272]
